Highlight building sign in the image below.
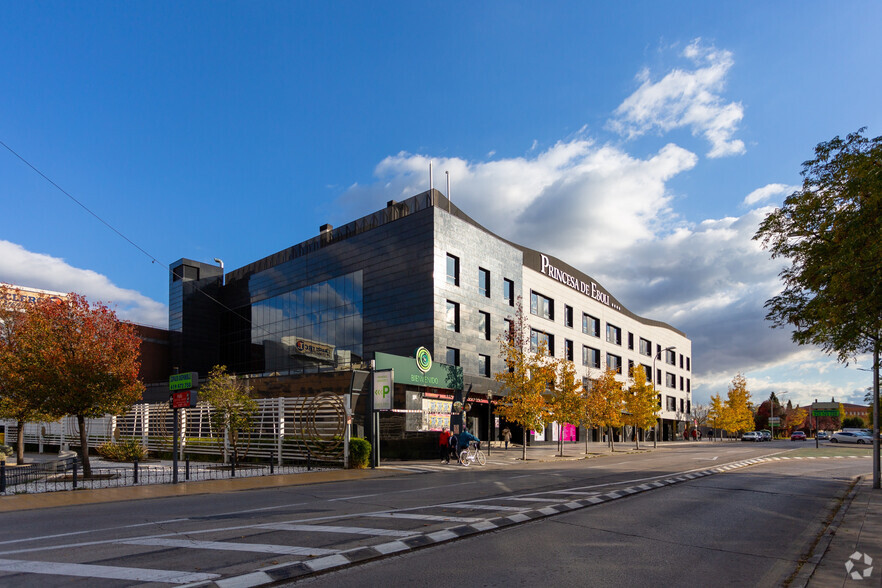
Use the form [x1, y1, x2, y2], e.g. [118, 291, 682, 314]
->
[415, 346, 432, 373]
[282, 337, 335, 361]
[537, 254, 622, 311]
[1, 284, 66, 307]
[373, 369, 393, 410]
[169, 372, 199, 391]
[375, 352, 463, 390]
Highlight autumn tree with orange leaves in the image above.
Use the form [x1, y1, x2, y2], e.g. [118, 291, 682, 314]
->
[24, 293, 143, 476]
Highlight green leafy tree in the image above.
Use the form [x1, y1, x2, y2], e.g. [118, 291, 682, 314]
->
[28, 293, 143, 476]
[754, 129, 882, 442]
[623, 365, 659, 449]
[200, 365, 258, 463]
[495, 298, 553, 461]
[548, 357, 585, 457]
[0, 285, 56, 464]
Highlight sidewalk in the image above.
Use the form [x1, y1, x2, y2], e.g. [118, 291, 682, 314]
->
[796, 475, 882, 587]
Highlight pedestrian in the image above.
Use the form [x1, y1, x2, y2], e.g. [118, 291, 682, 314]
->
[697, 430, 702, 441]
[448, 433, 458, 463]
[439, 427, 451, 464]
[502, 427, 511, 450]
[691, 428, 697, 441]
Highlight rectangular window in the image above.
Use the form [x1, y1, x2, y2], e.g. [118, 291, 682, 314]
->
[479, 354, 491, 377]
[446, 300, 460, 332]
[680, 398, 685, 413]
[565, 339, 574, 362]
[606, 323, 622, 345]
[680, 376, 684, 391]
[503, 318, 514, 342]
[686, 357, 691, 371]
[478, 267, 490, 298]
[687, 399, 691, 414]
[446, 347, 460, 366]
[504, 278, 514, 306]
[679, 353, 684, 369]
[687, 378, 691, 392]
[564, 305, 573, 328]
[479, 311, 491, 340]
[607, 353, 622, 374]
[582, 313, 600, 337]
[667, 396, 676, 412]
[446, 254, 459, 286]
[582, 346, 601, 369]
[530, 291, 554, 321]
[582, 377, 592, 389]
[628, 332, 634, 350]
[656, 368, 662, 386]
[639, 337, 652, 357]
[530, 329, 554, 356]
[627, 359, 634, 375]
[666, 372, 676, 388]
[642, 364, 651, 382]
[665, 349, 676, 365]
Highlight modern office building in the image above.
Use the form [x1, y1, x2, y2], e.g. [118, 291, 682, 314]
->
[170, 190, 693, 450]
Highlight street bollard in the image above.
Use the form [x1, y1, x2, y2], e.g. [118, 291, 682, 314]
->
[133, 459, 139, 484]
[270, 450, 274, 475]
[186, 457, 190, 481]
[1, 463, 6, 493]
[307, 448, 311, 471]
[231, 453, 236, 477]
[72, 461, 78, 489]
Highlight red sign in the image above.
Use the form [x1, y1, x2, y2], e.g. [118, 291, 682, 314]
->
[170, 390, 197, 409]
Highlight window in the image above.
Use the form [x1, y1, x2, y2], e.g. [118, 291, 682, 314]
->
[641, 364, 651, 381]
[582, 377, 592, 389]
[666, 396, 676, 412]
[606, 323, 622, 345]
[686, 357, 691, 371]
[656, 368, 662, 385]
[607, 353, 622, 374]
[679, 353, 684, 369]
[565, 339, 574, 362]
[504, 278, 514, 306]
[666, 372, 676, 388]
[478, 268, 490, 297]
[564, 305, 573, 328]
[479, 311, 490, 340]
[687, 378, 691, 392]
[531, 329, 554, 355]
[679, 376, 684, 390]
[446, 254, 459, 286]
[479, 354, 491, 377]
[628, 332, 634, 350]
[582, 313, 600, 337]
[446, 347, 460, 366]
[686, 399, 691, 414]
[446, 300, 460, 332]
[680, 398, 685, 413]
[628, 359, 634, 374]
[583, 345, 600, 369]
[530, 291, 554, 321]
[665, 348, 676, 365]
[503, 318, 514, 341]
[639, 338, 652, 357]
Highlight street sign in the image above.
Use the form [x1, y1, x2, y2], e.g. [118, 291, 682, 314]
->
[170, 390, 198, 409]
[768, 417, 781, 424]
[169, 372, 199, 391]
[812, 409, 840, 417]
[373, 369, 393, 410]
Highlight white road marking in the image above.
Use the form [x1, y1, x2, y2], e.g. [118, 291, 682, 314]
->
[263, 523, 415, 537]
[370, 513, 483, 523]
[0, 558, 219, 584]
[120, 538, 338, 556]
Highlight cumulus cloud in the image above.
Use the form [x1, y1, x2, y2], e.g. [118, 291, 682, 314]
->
[608, 39, 745, 158]
[0, 240, 167, 327]
[742, 183, 800, 206]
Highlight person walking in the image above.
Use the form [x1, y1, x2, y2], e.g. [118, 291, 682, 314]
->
[501, 427, 512, 450]
[447, 432, 458, 463]
[439, 428, 452, 464]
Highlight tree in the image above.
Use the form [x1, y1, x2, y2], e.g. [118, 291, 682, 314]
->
[0, 285, 56, 464]
[30, 293, 143, 476]
[843, 416, 866, 429]
[623, 365, 659, 449]
[692, 403, 710, 432]
[547, 357, 584, 457]
[199, 365, 258, 462]
[708, 394, 725, 440]
[591, 366, 624, 451]
[495, 298, 553, 460]
[724, 374, 754, 435]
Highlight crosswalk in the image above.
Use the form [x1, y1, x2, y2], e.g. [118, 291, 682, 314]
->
[0, 453, 868, 587]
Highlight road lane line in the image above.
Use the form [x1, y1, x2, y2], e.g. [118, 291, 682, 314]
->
[0, 558, 219, 584]
[263, 523, 415, 537]
[119, 538, 338, 556]
[370, 513, 483, 523]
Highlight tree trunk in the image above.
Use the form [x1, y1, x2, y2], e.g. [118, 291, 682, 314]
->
[78, 414, 91, 477]
[635, 427, 640, 450]
[522, 431, 527, 461]
[16, 418, 25, 464]
[609, 426, 615, 452]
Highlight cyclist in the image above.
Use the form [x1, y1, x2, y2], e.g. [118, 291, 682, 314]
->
[457, 428, 480, 457]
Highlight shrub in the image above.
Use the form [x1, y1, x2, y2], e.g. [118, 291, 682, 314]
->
[0, 444, 12, 461]
[349, 437, 371, 469]
[96, 438, 147, 462]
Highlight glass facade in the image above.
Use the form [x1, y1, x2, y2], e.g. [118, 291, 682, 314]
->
[226, 270, 364, 375]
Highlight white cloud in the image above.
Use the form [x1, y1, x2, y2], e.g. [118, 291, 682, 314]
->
[0, 240, 167, 327]
[608, 38, 745, 158]
[743, 183, 800, 206]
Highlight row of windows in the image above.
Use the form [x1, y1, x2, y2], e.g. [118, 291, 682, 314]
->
[446, 300, 492, 341]
[447, 253, 515, 306]
[444, 346, 492, 378]
[530, 289, 692, 371]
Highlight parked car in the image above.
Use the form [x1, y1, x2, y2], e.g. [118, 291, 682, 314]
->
[760, 430, 772, 441]
[791, 431, 807, 441]
[816, 431, 829, 440]
[741, 431, 762, 442]
[830, 431, 873, 444]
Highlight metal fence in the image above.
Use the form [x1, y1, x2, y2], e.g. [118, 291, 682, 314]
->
[1, 393, 349, 468]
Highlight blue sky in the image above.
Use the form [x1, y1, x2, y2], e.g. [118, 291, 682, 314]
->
[2, 2, 880, 408]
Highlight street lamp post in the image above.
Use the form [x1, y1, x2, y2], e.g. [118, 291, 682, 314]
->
[652, 346, 676, 448]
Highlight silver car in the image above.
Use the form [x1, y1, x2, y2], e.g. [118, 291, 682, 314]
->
[741, 431, 762, 442]
[830, 431, 872, 444]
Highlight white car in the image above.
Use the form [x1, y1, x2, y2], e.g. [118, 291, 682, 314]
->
[741, 431, 762, 442]
[830, 431, 873, 444]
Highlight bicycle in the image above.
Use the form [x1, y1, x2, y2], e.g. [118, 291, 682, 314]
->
[458, 441, 486, 466]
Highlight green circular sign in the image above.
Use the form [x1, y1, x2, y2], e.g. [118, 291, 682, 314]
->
[415, 346, 432, 373]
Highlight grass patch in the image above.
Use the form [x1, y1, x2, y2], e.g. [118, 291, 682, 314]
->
[785, 444, 873, 458]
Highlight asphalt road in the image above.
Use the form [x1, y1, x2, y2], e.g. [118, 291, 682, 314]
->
[0, 442, 869, 587]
